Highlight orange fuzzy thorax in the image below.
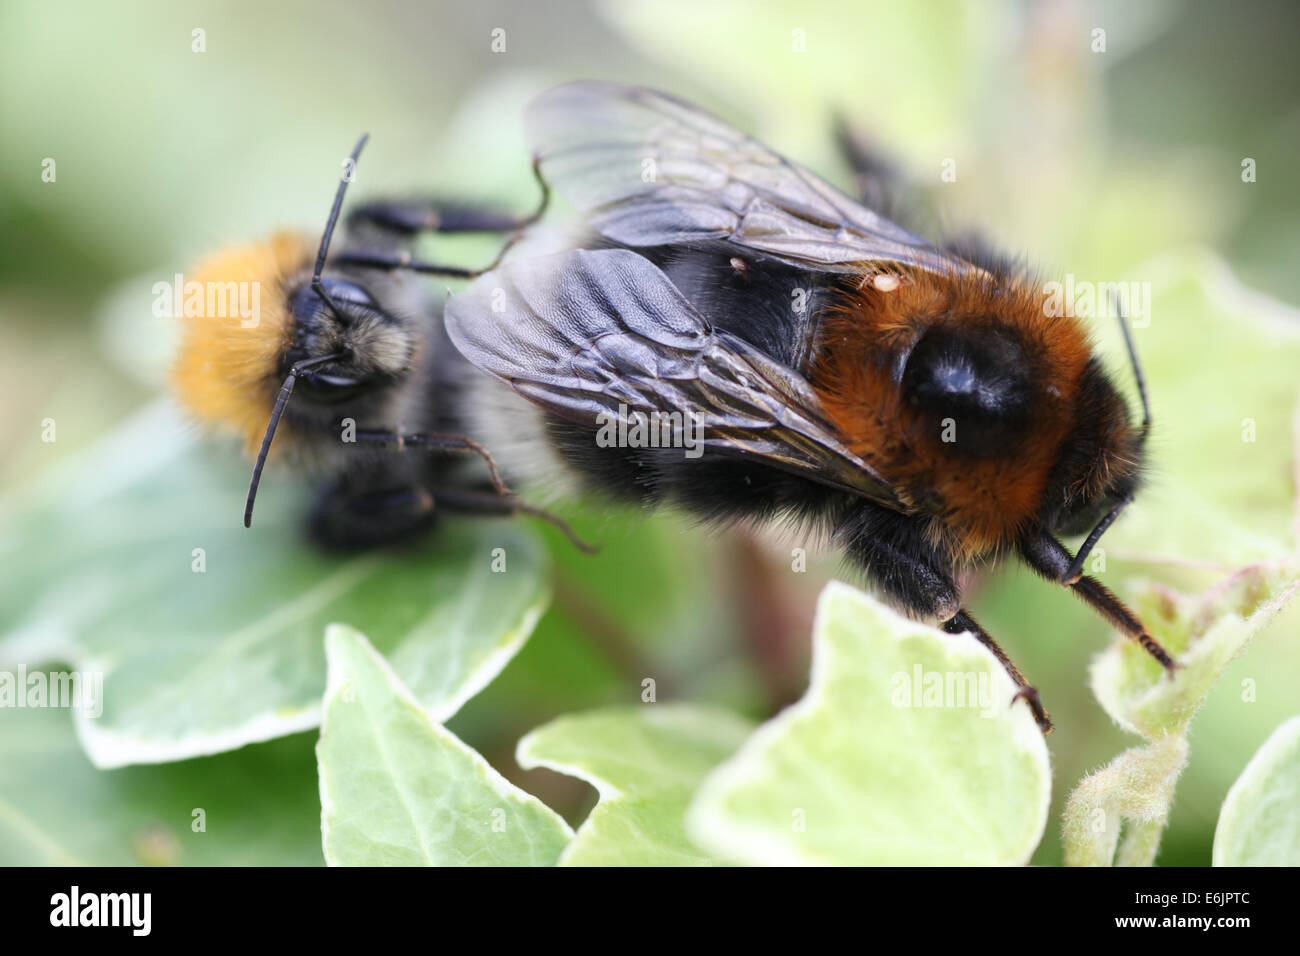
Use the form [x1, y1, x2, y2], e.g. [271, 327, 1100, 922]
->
[170, 232, 313, 455]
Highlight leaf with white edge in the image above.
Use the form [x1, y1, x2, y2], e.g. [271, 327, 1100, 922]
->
[686, 582, 1051, 866]
[0, 403, 550, 768]
[317, 625, 572, 866]
[1091, 559, 1300, 740]
[0, 706, 323, 866]
[1213, 715, 1300, 866]
[517, 705, 755, 866]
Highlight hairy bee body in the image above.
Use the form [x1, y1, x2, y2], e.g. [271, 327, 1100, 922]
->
[174, 83, 1174, 732]
[443, 82, 1174, 731]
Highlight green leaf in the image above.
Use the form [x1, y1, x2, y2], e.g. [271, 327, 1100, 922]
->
[687, 582, 1051, 866]
[317, 625, 571, 866]
[1062, 735, 1188, 867]
[1099, 252, 1300, 568]
[1055, 253, 1300, 866]
[0, 705, 322, 866]
[1091, 559, 1300, 739]
[0, 404, 550, 768]
[517, 704, 755, 866]
[1213, 715, 1300, 866]
[1063, 558, 1299, 866]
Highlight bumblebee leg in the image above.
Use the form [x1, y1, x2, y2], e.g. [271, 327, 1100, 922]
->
[337, 159, 550, 278]
[836, 501, 1051, 732]
[348, 158, 550, 237]
[1019, 530, 1178, 672]
[347, 201, 533, 236]
[348, 429, 511, 496]
[942, 611, 1053, 733]
[431, 487, 598, 555]
[834, 117, 908, 215]
[329, 244, 520, 280]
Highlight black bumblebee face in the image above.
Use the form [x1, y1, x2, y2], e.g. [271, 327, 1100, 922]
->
[1049, 477, 1137, 539]
[281, 278, 414, 404]
[900, 322, 1034, 458]
[1038, 358, 1144, 537]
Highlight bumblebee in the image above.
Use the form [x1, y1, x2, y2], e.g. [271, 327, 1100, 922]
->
[441, 82, 1177, 732]
[171, 135, 589, 551]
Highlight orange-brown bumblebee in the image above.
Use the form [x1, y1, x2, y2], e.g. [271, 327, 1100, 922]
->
[171, 135, 589, 551]
[440, 82, 1177, 731]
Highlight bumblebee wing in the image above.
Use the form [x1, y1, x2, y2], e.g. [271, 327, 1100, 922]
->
[525, 81, 968, 276]
[445, 247, 906, 509]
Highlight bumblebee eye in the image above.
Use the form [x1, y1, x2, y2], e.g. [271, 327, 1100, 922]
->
[283, 279, 381, 403]
[293, 367, 368, 404]
[289, 279, 376, 322]
[902, 324, 1032, 456]
[321, 279, 375, 306]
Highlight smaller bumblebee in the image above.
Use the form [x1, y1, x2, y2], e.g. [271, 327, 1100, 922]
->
[171, 135, 589, 551]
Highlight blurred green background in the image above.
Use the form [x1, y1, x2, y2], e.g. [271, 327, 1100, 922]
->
[1, 0, 1298, 866]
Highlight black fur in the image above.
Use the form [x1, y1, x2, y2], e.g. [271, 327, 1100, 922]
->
[901, 321, 1035, 458]
[537, 236, 968, 621]
[1037, 357, 1142, 536]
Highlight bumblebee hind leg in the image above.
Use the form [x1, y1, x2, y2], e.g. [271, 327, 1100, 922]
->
[836, 501, 1053, 733]
[431, 487, 598, 555]
[833, 117, 907, 218]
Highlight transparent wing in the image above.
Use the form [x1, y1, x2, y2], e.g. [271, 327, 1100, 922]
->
[445, 247, 906, 509]
[525, 81, 970, 276]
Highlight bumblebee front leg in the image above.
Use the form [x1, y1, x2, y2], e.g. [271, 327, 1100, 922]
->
[346, 158, 549, 238]
[346, 201, 534, 237]
[837, 502, 1053, 732]
[1019, 529, 1177, 673]
[336, 159, 551, 278]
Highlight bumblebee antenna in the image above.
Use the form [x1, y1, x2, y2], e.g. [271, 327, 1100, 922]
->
[312, 133, 370, 318]
[244, 352, 346, 528]
[1113, 292, 1151, 437]
[1061, 299, 1152, 579]
[244, 135, 370, 528]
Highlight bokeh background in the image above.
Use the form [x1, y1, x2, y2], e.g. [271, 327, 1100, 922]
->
[2, 0, 1298, 866]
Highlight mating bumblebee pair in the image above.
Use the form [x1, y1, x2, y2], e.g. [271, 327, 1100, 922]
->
[173, 82, 1177, 732]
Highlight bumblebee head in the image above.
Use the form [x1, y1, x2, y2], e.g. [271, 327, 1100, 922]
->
[172, 134, 418, 526]
[279, 276, 413, 405]
[170, 237, 414, 455]
[1037, 357, 1146, 539]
